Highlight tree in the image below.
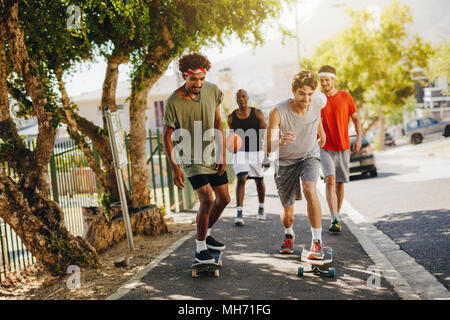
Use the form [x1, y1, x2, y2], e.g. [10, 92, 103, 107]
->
[0, 0, 288, 275]
[307, 0, 432, 149]
[0, 0, 99, 275]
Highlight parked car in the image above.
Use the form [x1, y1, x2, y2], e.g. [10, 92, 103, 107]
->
[405, 117, 450, 144]
[366, 130, 395, 146]
[385, 132, 395, 146]
[349, 135, 377, 177]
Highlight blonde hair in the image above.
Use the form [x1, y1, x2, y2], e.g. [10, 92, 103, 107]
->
[292, 70, 318, 91]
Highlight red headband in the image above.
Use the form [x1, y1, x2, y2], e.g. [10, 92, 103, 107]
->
[184, 68, 206, 75]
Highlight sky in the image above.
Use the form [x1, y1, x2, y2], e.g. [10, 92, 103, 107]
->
[65, 0, 449, 97]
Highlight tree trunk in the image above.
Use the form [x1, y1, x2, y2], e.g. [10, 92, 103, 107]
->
[378, 104, 385, 151]
[129, 83, 152, 206]
[0, 168, 100, 275]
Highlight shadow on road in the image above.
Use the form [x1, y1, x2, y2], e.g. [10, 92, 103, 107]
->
[120, 214, 399, 300]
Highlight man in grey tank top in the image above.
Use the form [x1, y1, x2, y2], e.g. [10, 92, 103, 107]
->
[265, 70, 327, 259]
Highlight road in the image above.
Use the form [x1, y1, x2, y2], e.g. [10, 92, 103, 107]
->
[344, 137, 450, 289]
[116, 176, 400, 300]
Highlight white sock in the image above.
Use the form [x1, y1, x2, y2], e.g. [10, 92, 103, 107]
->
[259, 203, 264, 209]
[311, 227, 322, 244]
[237, 206, 243, 212]
[332, 213, 340, 221]
[195, 240, 207, 253]
[206, 228, 211, 237]
[284, 226, 295, 237]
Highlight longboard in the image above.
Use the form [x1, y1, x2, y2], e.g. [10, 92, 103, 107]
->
[298, 246, 335, 278]
[191, 249, 222, 278]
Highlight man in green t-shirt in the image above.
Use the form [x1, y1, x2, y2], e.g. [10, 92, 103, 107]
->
[163, 53, 230, 264]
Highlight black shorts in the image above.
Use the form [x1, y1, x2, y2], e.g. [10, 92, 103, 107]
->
[188, 172, 228, 190]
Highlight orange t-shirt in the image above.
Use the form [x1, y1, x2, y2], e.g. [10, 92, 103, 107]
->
[321, 90, 357, 151]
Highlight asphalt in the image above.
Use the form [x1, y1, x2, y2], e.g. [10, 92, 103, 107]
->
[114, 174, 400, 300]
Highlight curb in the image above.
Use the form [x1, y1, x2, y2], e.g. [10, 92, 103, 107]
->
[317, 181, 449, 300]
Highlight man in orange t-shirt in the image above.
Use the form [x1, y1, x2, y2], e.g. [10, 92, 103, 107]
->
[318, 65, 362, 233]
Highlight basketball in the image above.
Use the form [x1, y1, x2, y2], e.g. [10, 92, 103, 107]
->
[225, 133, 242, 153]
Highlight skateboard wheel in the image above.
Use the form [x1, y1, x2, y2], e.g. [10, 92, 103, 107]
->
[214, 269, 220, 278]
[297, 267, 304, 277]
[328, 268, 336, 278]
[218, 260, 222, 267]
[192, 269, 197, 277]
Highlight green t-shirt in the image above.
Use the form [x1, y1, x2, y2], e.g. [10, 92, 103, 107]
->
[164, 82, 224, 177]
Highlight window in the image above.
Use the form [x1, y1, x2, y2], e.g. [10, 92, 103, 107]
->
[407, 120, 418, 130]
[154, 101, 165, 128]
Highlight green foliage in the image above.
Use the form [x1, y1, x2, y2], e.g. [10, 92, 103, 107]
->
[307, 0, 432, 129]
[426, 38, 450, 93]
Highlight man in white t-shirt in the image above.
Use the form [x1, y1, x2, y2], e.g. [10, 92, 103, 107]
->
[265, 70, 327, 259]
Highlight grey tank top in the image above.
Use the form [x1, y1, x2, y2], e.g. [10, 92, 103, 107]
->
[276, 92, 326, 166]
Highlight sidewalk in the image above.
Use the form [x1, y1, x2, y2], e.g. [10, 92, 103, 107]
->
[109, 170, 401, 300]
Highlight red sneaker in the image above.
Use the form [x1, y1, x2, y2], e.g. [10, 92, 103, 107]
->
[308, 239, 324, 260]
[280, 234, 294, 254]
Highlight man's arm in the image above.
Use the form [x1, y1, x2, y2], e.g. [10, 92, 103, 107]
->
[265, 107, 281, 156]
[162, 125, 185, 189]
[214, 105, 227, 175]
[256, 109, 267, 130]
[318, 118, 326, 148]
[351, 112, 362, 152]
[227, 113, 234, 130]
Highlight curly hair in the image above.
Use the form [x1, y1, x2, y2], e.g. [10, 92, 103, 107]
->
[292, 70, 318, 91]
[178, 53, 211, 73]
[318, 65, 336, 75]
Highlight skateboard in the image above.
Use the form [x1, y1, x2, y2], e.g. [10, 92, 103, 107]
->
[297, 246, 335, 278]
[191, 249, 222, 278]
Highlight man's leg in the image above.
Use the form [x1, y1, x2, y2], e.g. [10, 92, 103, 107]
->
[210, 183, 231, 227]
[303, 180, 325, 259]
[275, 163, 300, 254]
[194, 184, 216, 263]
[320, 149, 340, 222]
[280, 204, 295, 253]
[255, 178, 266, 220]
[196, 184, 215, 242]
[326, 175, 342, 232]
[302, 180, 322, 229]
[336, 182, 345, 213]
[325, 175, 339, 217]
[235, 173, 247, 225]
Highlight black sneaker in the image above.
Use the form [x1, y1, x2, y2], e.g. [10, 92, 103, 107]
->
[195, 250, 215, 264]
[206, 236, 226, 251]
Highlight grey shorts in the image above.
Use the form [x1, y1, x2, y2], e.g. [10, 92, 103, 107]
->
[274, 157, 320, 207]
[320, 149, 350, 183]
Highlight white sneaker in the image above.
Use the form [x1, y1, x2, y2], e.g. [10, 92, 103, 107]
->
[257, 213, 266, 221]
[234, 212, 244, 226]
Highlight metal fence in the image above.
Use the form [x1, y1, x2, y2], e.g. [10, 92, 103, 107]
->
[0, 129, 197, 282]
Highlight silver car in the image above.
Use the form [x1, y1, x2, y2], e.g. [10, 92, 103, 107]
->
[405, 117, 450, 144]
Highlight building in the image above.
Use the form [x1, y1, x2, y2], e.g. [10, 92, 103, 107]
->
[72, 75, 177, 133]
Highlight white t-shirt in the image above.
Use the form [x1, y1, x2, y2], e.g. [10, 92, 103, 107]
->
[275, 92, 327, 166]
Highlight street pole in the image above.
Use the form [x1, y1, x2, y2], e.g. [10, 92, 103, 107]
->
[104, 107, 134, 251]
